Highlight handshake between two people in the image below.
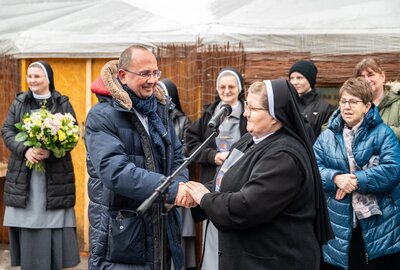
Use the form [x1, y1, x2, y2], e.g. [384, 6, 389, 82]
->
[174, 181, 210, 208]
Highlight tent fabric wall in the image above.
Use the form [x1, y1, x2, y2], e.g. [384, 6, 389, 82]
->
[1, 0, 399, 57]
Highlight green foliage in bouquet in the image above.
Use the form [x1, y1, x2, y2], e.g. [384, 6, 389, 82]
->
[15, 106, 80, 172]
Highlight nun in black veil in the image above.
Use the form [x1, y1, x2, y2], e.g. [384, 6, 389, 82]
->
[1, 60, 80, 270]
[186, 79, 333, 270]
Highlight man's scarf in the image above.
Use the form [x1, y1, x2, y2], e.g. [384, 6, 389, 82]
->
[122, 83, 171, 157]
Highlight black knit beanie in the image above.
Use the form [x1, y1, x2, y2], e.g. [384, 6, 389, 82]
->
[288, 60, 318, 89]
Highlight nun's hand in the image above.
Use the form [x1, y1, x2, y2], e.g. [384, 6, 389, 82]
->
[36, 148, 50, 160]
[186, 181, 210, 205]
[215, 152, 228, 166]
[25, 148, 39, 164]
[175, 182, 197, 208]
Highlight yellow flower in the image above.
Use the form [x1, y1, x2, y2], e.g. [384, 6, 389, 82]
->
[57, 130, 66, 141]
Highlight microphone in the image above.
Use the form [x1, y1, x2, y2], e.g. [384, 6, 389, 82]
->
[208, 104, 232, 129]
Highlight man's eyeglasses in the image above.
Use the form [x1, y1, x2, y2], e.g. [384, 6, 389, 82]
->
[244, 101, 267, 116]
[123, 69, 162, 79]
[339, 99, 364, 107]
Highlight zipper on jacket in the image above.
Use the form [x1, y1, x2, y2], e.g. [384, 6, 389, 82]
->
[388, 193, 397, 206]
[359, 225, 369, 265]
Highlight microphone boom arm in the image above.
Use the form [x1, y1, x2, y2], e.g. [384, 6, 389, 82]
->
[136, 129, 219, 270]
[136, 129, 219, 214]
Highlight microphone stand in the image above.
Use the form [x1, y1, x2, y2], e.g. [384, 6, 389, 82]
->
[136, 129, 219, 270]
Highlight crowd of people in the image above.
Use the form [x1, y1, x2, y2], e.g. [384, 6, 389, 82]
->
[1, 44, 399, 270]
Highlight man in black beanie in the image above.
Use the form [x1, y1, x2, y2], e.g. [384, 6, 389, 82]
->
[289, 60, 335, 139]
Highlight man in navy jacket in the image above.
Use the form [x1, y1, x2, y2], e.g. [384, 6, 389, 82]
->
[85, 45, 192, 270]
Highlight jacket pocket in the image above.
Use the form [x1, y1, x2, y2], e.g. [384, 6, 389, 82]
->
[241, 251, 278, 270]
[106, 210, 146, 264]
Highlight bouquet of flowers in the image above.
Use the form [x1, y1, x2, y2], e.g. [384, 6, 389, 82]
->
[15, 106, 80, 172]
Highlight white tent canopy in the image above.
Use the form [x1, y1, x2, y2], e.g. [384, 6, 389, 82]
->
[0, 0, 399, 58]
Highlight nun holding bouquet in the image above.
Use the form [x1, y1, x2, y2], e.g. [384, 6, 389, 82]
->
[15, 104, 79, 172]
[1, 60, 81, 270]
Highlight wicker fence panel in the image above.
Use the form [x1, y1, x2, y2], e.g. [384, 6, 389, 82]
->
[314, 52, 400, 86]
[157, 43, 245, 121]
[0, 56, 19, 167]
[246, 51, 400, 88]
[245, 51, 311, 84]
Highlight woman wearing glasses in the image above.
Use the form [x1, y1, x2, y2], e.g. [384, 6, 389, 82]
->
[185, 79, 333, 270]
[314, 77, 400, 270]
[185, 67, 247, 270]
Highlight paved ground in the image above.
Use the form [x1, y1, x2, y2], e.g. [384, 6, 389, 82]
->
[0, 246, 88, 270]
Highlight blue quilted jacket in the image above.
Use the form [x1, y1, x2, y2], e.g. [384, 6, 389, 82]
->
[314, 105, 400, 270]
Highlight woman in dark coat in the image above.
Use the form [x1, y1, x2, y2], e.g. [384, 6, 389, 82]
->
[185, 67, 247, 184]
[185, 67, 248, 269]
[158, 79, 196, 269]
[289, 60, 335, 139]
[1, 61, 80, 270]
[158, 79, 191, 146]
[186, 79, 333, 270]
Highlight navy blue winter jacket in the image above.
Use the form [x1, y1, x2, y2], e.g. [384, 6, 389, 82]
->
[85, 61, 188, 270]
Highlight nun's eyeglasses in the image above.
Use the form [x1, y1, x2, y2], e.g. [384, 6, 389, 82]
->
[244, 101, 267, 116]
[123, 69, 162, 79]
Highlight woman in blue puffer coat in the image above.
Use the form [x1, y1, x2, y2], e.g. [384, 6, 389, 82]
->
[314, 77, 400, 270]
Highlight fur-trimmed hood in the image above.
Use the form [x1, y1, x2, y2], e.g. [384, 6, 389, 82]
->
[385, 80, 400, 95]
[97, 60, 166, 110]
